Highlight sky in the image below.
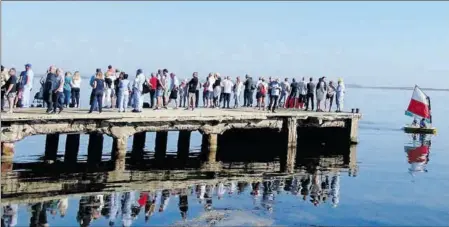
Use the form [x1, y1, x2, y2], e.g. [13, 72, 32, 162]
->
[1, 1, 449, 88]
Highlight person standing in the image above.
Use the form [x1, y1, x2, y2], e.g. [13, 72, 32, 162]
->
[305, 77, 316, 111]
[43, 66, 57, 113]
[268, 78, 281, 113]
[52, 68, 65, 114]
[195, 79, 201, 108]
[149, 73, 158, 108]
[186, 72, 199, 111]
[4, 68, 18, 113]
[90, 68, 101, 111]
[21, 63, 34, 108]
[336, 78, 345, 112]
[132, 69, 146, 113]
[243, 74, 253, 107]
[89, 71, 105, 113]
[288, 78, 299, 109]
[178, 80, 187, 108]
[154, 72, 165, 110]
[118, 74, 131, 112]
[325, 81, 336, 112]
[316, 77, 327, 112]
[161, 69, 169, 108]
[71, 71, 82, 108]
[1, 65, 10, 112]
[206, 73, 215, 108]
[257, 78, 268, 111]
[213, 73, 222, 108]
[298, 77, 307, 109]
[166, 73, 179, 109]
[63, 72, 72, 108]
[279, 78, 290, 108]
[221, 76, 233, 109]
[233, 76, 244, 108]
[104, 67, 116, 109]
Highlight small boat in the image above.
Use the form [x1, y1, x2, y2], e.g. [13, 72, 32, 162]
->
[403, 85, 437, 134]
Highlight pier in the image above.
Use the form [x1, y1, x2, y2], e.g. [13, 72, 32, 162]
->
[0, 108, 361, 173]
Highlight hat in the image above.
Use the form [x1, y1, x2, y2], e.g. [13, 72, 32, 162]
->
[338, 78, 343, 82]
[25, 63, 32, 68]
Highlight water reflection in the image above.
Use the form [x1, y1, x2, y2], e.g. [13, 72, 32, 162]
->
[2, 173, 344, 227]
[405, 134, 432, 177]
[2, 142, 356, 226]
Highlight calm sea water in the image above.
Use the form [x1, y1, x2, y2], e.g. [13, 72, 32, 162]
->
[3, 82, 449, 226]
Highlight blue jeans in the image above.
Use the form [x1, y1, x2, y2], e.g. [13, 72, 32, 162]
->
[132, 88, 142, 111]
[89, 91, 103, 113]
[118, 90, 130, 112]
[63, 89, 71, 106]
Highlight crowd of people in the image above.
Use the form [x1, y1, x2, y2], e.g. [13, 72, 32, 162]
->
[1, 175, 341, 227]
[0, 64, 346, 114]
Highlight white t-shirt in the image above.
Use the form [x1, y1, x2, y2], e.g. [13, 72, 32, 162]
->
[222, 79, 234, 94]
[72, 78, 82, 88]
[26, 69, 34, 88]
[133, 73, 146, 92]
[271, 82, 281, 96]
[207, 77, 215, 91]
[235, 81, 244, 94]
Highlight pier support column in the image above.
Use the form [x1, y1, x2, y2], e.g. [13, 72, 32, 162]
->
[1, 142, 15, 173]
[155, 132, 168, 160]
[280, 118, 297, 173]
[87, 133, 104, 165]
[349, 118, 359, 144]
[200, 133, 221, 171]
[132, 132, 146, 161]
[177, 131, 191, 161]
[64, 134, 80, 163]
[349, 145, 358, 177]
[112, 136, 128, 171]
[44, 134, 60, 162]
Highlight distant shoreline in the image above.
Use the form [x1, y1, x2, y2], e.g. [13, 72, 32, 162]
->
[346, 84, 449, 92]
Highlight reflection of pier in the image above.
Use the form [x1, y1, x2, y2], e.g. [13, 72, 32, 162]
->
[1, 109, 361, 173]
[2, 172, 345, 227]
[1, 146, 357, 205]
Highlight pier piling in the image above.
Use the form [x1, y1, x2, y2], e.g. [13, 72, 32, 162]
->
[87, 133, 104, 164]
[155, 132, 168, 160]
[349, 118, 359, 144]
[132, 132, 146, 161]
[112, 136, 128, 170]
[177, 131, 191, 161]
[64, 134, 80, 163]
[280, 118, 298, 173]
[44, 134, 59, 162]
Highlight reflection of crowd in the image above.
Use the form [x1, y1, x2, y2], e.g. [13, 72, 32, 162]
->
[2, 174, 342, 226]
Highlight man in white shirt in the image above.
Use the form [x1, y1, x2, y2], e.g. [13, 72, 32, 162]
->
[132, 69, 146, 112]
[221, 76, 234, 109]
[22, 63, 34, 108]
[207, 75, 215, 107]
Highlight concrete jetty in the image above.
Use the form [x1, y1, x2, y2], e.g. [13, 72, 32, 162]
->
[0, 108, 361, 172]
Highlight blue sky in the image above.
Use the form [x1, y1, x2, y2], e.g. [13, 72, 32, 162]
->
[2, 1, 448, 88]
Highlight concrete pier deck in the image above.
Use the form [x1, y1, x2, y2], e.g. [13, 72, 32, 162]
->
[1, 108, 361, 173]
[1, 108, 361, 141]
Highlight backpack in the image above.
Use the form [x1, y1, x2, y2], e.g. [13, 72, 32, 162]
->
[142, 80, 151, 94]
[260, 84, 267, 95]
